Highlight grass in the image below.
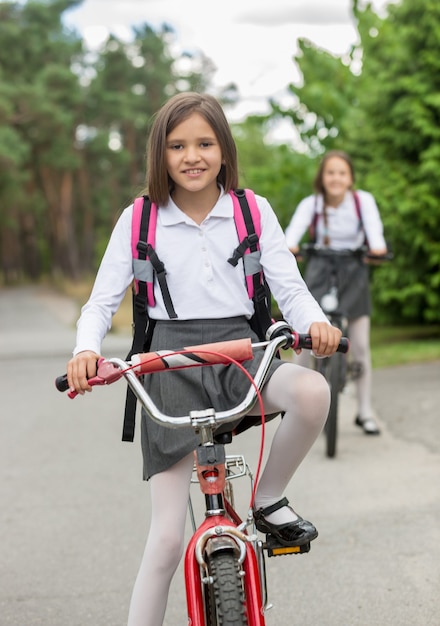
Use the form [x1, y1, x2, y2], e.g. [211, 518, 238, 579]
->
[370, 324, 440, 368]
[60, 279, 440, 370]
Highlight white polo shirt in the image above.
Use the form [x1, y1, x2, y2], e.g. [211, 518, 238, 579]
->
[285, 190, 386, 251]
[74, 190, 328, 355]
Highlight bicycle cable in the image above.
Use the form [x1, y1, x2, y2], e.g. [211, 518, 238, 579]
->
[118, 348, 266, 510]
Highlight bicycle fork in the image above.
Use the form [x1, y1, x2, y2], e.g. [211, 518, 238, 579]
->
[185, 441, 267, 625]
[186, 428, 311, 624]
[184, 515, 266, 625]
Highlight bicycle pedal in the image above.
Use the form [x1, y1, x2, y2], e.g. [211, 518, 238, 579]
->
[264, 534, 311, 557]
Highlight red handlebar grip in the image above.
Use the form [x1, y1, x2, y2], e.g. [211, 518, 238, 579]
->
[186, 338, 253, 362]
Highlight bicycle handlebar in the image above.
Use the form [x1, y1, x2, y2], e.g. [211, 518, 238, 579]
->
[55, 324, 349, 428]
[298, 243, 394, 262]
[55, 337, 255, 396]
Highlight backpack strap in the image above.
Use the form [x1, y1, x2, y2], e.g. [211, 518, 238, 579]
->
[353, 190, 362, 224]
[132, 196, 153, 327]
[228, 188, 262, 298]
[353, 190, 368, 246]
[309, 196, 319, 243]
[123, 196, 168, 443]
[228, 189, 273, 340]
[132, 196, 177, 318]
[309, 191, 367, 245]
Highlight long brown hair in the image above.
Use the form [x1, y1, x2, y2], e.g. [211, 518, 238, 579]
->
[143, 92, 239, 206]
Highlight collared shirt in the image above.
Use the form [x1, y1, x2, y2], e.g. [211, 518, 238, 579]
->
[74, 189, 328, 355]
[285, 190, 387, 251]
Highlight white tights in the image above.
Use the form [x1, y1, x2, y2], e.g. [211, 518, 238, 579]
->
[295, 315, 373, 419]
[127, 362, 329, 626]
[348, 316, 373, 419]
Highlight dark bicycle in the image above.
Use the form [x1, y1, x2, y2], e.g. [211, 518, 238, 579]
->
[298, 244, 392, 458]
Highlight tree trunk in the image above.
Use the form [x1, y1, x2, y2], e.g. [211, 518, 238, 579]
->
[40, 165, 80, 279]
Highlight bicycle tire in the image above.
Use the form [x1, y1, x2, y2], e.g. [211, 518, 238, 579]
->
[321, 353, 342, 458]
[204, 550, 248, 626]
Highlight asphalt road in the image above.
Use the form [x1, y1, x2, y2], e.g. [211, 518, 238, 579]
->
[1, 286, 439, 626]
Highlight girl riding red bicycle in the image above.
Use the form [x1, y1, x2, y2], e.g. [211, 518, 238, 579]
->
[66, 92, 342, 625]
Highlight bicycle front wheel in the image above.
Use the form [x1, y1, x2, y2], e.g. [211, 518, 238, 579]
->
[204, 550, 248, 626]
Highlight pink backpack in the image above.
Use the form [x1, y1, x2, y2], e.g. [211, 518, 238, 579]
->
[123, 189, 272, 442]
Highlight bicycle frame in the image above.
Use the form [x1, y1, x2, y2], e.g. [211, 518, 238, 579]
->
[111, 336, 284, 625]
[107, 329, 306, 625]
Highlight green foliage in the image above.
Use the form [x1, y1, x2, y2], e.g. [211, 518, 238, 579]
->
[0, 0, 209, 281]
[268, 0, 440, 325]
[353, 0, 440, 324]
[232, 115, 316, 228]
[272, 40, 360, 155]
[0, 0, 84, 278]
[1, 0, 439, 330]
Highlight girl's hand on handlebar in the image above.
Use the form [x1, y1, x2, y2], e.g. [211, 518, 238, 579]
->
[289, 246, 304, 262]
[67, 350, 101, 395]
[306, 322, 342, 357]
[364, 248, 389, 265]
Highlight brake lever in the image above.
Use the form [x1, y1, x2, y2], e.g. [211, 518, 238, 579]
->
[66, 358, 123, 398]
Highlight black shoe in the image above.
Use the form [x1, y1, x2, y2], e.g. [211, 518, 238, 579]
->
[355, 415, 381, 435]
[253, 497, 318, 547]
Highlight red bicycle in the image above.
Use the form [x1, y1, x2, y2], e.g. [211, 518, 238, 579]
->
[56, 321, 348, 625]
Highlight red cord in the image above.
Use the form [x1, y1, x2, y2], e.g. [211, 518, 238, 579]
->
[118, 348, 266, 510]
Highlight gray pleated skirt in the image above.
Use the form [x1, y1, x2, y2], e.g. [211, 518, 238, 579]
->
[304, 255, 371, 319]
[140, 316, 283, 480]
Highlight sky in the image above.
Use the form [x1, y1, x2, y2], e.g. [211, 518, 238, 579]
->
[63, 0, 393, 138]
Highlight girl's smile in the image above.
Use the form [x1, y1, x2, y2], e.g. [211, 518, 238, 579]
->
[183, 168, 205, 176]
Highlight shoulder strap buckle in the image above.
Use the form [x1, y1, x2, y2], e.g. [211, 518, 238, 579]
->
[136, 240, 148, 255]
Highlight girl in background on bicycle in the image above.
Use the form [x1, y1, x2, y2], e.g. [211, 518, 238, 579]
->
[285, 150, 388, 436]
[66, 93, 342, 626]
